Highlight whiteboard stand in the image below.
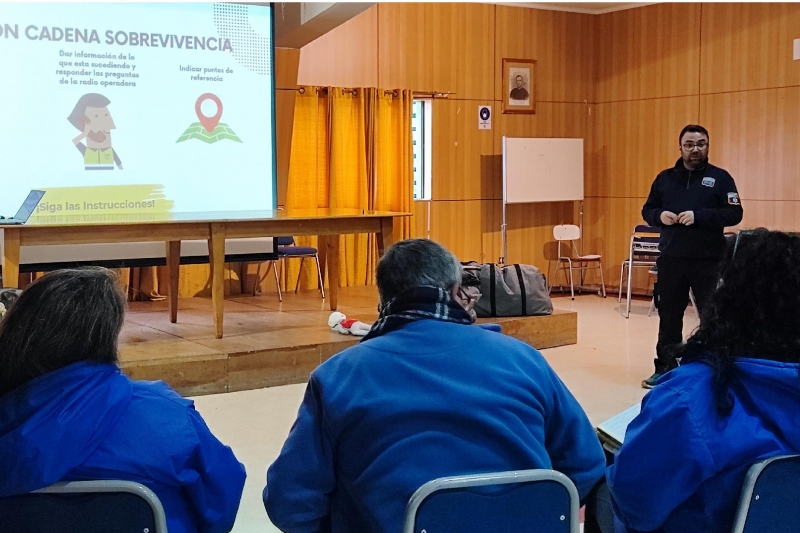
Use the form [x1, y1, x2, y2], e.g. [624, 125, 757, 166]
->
[500, 136, 585, 265]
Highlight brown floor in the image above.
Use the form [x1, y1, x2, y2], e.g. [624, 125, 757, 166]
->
[119, 285, 577, 396]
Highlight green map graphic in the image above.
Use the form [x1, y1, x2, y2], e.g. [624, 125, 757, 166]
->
[175, 122, 243, 144]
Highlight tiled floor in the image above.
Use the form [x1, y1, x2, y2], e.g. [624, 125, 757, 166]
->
[191, 293, 700, 533]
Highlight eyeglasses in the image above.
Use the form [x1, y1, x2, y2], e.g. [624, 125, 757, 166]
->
[682, 142, 708, 151]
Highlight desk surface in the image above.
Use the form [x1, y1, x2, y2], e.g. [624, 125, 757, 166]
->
[0, 209, 409, 229]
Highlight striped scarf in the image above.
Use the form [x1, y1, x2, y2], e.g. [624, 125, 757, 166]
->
[361, 286, 473, 342]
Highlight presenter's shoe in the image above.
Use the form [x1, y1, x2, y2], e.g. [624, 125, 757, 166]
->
[641, 372, 663, 389]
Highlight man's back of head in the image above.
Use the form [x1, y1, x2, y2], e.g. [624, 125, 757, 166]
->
[376, 239, 461, 309]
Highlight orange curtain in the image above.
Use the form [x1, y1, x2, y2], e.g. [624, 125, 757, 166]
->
[282, 87, 331, 291]
[366, 89, 414, 282]
[285, 86, 414, 290]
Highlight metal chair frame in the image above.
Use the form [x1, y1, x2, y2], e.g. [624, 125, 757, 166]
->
[619, 225, 660, 318]
[731, 455, 800, 533]
[4, 480, 168, 533]
[549, 224, 606, 300]
[277, 237, 325, 299]
[403, 469, 580, 533]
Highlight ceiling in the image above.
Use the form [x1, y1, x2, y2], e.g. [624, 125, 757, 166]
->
[493, 2, 657, 15]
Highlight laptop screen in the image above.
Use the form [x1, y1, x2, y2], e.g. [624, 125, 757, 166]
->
[13, 190, 45, 221]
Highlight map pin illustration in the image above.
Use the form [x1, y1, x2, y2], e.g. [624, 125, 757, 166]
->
[195, 93, 223, 132]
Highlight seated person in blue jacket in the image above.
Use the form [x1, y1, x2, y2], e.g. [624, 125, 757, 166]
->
[264, 238, 606, 533]
[0, 268, 246, 533]
[605, 229, 800, 533]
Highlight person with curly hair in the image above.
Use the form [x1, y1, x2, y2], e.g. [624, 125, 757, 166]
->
[605, 228, 800, 533]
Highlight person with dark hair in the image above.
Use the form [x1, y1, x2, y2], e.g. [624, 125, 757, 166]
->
[606, 229, 800, 533]
[67, 93, 123, 170]
[264, 239, 605, 533]
[0, 268, 245, 533]
[640, 124, 743, 388]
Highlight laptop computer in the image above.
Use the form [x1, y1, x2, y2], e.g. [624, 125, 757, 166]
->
[0, 190, 46, 225]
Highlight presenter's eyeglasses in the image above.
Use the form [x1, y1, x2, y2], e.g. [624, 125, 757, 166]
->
[682, 142, 709, 151]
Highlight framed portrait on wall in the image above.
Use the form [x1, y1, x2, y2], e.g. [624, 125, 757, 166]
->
[502, 58, 536, 114]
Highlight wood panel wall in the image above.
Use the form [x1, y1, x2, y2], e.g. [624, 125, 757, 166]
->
[297, 2, 800, 292]
[588, 2, 800, 294]
[297, 3, 593, 277]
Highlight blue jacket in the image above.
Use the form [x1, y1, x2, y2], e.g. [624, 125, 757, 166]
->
[0, 362, 246, 533]
[608, 358, 800, 533]
[264, 320, 605, 533]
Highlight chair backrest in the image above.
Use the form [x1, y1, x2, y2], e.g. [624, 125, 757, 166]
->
[402, 469, 580, 533]
[630, 225, 660, 258]
[553, 224, 581, 242]
[0, 480, 168, 533]
[731, 455, 800, 533]
[275, 236, 295, 246]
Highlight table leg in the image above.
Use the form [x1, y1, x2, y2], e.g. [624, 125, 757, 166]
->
[1, 228, 21, 289]
[166, 240, 180, 323]
[328, 235, 339, 310]
[209, 223, 226, 339]
[317, 235, 328, 289]
[376, 217, 395, 256]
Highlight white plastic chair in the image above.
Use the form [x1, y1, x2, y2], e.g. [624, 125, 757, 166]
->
[549, 224, 606, 300]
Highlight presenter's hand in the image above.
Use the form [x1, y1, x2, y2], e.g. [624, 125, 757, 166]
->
[678, 211, 695, 225]
[660, 211, 678, 226]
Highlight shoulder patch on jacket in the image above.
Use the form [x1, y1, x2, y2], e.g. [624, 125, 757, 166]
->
[728, 192, 741, 205]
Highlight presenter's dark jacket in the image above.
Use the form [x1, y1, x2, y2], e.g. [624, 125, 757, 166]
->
[642, 159, 743, 259]
[264, 320, 605, 533]
[0, 362, 246, 533]
[607, 357, 800, 533]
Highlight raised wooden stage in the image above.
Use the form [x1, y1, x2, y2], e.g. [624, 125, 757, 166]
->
[119, 286, 578, 396]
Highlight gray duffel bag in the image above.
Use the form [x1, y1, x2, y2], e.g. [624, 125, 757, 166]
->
[467, 262, 553, 317]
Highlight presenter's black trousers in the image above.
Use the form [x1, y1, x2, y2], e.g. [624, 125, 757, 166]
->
[653, 255, 721, 374]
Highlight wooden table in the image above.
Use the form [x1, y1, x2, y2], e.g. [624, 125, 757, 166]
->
[1, 209, 409, 338]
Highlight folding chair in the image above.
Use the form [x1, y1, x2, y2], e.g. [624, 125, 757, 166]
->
[402, 469, 580, 533]
[619, 225, 660, 318]
[549, 224, 606, 300]
[0, 480, 168, 533]
[731, 454, 800, 533]
[276, 236, 325, 299]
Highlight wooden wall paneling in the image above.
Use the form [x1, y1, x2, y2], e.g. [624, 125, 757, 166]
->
[378, 3, 459, 93]
[504, 201, 576, 276]
[275, 48, 301, 90]
[432, 99, 497, 201]
[496, 101, 588, 143]
[700, 88, 800, 202]
[481, 199, 503, 265]
[428, 200, 483, 261]
[455, 3, 496, 101]
[738, 199, 800, 232]
[297, 6, 378, 87]
[700, 3, 800, 95]
[594, 3, 701, 103]
[588, 97, 700, 199]
[583, 196, 654, 293]
[495, 6, 594, 103]
[411, 200, 430, 239]
[275, 89, 297, 208]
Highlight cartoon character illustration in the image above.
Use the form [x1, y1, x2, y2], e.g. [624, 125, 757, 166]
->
[67, 93, 123, 171]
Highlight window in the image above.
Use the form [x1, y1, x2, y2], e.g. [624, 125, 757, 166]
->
[412, 99, 432, 201]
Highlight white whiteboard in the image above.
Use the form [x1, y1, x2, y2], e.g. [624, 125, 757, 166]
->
[503, 137, 584, 204]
